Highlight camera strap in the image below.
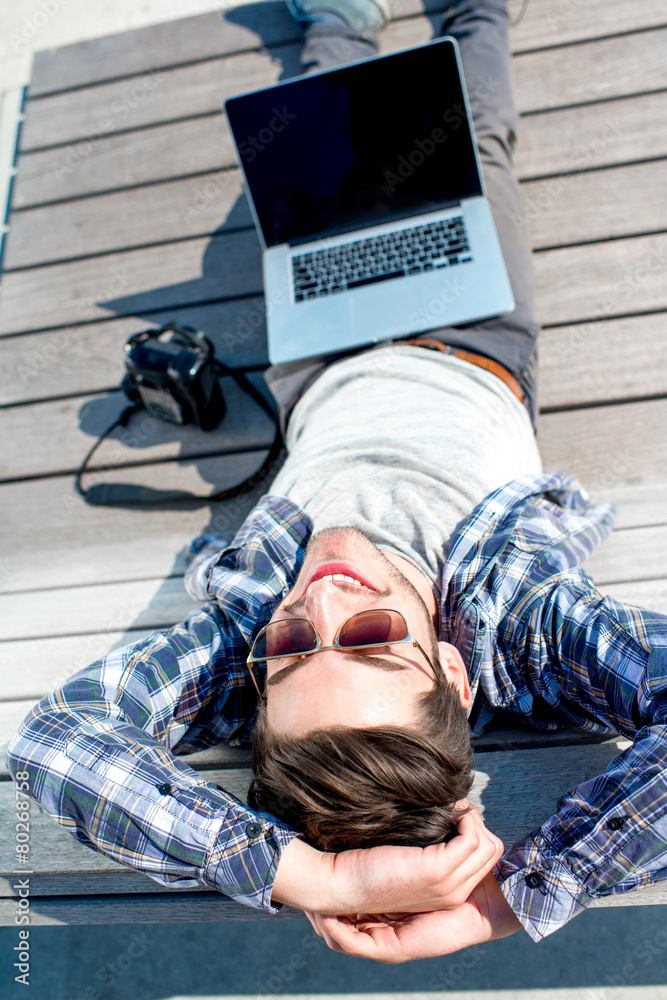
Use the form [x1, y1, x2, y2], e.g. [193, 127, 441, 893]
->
[75, 360, 283, 508]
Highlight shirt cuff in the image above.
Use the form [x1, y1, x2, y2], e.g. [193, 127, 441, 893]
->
[494, 841, 595, 942]
[205, 812, 301, 913]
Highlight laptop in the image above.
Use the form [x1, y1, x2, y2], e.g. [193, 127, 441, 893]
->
[224, 36, 514, 365]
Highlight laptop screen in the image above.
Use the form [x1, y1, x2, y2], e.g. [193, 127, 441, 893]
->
[225, 38, 483, 248]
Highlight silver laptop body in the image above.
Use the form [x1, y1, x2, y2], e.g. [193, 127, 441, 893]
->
[225, 36, 514, 365]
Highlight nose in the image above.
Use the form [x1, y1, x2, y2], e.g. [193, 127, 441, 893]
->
[302, 579, 363, 644]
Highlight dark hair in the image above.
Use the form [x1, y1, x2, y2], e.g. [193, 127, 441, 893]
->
[248, 679, 473, 852]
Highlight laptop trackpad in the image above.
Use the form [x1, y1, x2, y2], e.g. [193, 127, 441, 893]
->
[348, 281, 422, 339]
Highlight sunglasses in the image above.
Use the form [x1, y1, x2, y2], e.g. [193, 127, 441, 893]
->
[246, 608, 441, 697]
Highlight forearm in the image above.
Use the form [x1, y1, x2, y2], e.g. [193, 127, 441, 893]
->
[494, 724, 667, 941]
[6, 609, 299, 910]
[8, 697, 299, 910]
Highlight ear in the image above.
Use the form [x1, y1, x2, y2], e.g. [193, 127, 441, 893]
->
[437, 641, 473, 709]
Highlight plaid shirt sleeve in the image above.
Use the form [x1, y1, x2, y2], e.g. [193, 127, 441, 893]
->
[492, 580, 667, 941]
[443, 474, 667, 942]
[6, 495, 312, 912]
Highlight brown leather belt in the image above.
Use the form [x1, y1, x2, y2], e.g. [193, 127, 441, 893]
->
[401, 337, 524, 404]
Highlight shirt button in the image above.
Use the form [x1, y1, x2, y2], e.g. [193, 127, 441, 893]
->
[156, 782, 172, 795]
[525, 872, 545, 890]
[607, 816, 628, 831]
[246, 822, 263, 838]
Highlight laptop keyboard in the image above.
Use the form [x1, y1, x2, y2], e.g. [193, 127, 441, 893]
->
[291, 216, 472, 301]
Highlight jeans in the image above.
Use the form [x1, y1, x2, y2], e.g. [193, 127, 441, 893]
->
[264, 0, 540, 429]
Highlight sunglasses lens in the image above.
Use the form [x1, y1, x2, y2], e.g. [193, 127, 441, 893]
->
[253, 619, 318, 660]
[338, 609, 408, 648]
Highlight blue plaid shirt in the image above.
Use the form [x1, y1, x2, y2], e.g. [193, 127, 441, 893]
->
[7, 472, 667, 940]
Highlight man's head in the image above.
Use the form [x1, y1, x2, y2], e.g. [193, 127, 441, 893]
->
[249, 527, 474, 850]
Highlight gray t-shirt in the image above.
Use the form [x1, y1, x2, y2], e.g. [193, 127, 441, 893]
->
[269, 345, 542, 587]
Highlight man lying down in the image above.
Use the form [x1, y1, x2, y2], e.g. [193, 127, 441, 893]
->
[9, 0, 667, 964]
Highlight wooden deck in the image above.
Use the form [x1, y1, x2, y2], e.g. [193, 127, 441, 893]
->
[1, 0, 666, 924]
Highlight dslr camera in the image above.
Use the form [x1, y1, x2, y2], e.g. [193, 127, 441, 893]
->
[121, 324, 225, 431]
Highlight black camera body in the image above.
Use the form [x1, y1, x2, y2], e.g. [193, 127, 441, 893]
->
[121, 324, 225, 431]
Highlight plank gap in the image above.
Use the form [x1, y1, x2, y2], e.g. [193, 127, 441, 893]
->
[0, 366, 267, 411]
[519, 86, 667, 118]
[0, 292, 258, 338]
[0, 442, 271, 487]
[0, 388, 118, 411]
[7, 160, 237, 215]
[519, 153, 667, 185]
[511, 21, 667, 57]
[540, 390, 667, 416]
[0, 224, 255, 274]
[541, 306, 667, 331]
[532, 227, 667, 255]
[0, 574, 184, 600]
[17, 109, 228, 157]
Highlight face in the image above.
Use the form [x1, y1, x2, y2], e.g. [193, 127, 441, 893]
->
[261, 528, 472, 736]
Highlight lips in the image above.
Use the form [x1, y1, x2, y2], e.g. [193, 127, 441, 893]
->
[303, 562, 379, 594]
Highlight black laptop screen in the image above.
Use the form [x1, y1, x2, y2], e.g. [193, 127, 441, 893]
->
[224, 38, 483, 247]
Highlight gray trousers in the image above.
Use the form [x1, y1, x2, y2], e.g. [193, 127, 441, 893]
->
[265, 0, 540, 429]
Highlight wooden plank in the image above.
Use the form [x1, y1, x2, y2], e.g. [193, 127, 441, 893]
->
[0, 397, 664, 594]
[0, 312, 667, 422]
[0, 701, 39, 779]
[533, 232, 667, 327]
[7, 155, 667, 271]
[584, 524, 667, 587]
[2, 520, 664, 645]
[2, 225, 665, 337]
[512, 27, 667, 111]
[605, 579, 667, 616]
[1, 882, 662, 926]
[27, 11, 298, 99]
[538, 313, 667, 411]
[508, 0, 667, 51]
[0, 230, 264, 336]
[0, 578, 199, 642]
[0, 468, 271, 592]
[26, 2, 452, 98]
[18, 24, 667, 154]
[14, 86, 666, 210]
[0, 300, 270, 405]
[12, 115, 235, 208]
[0, 894, 305, 925]
[0, 631, 153, 700]
[0, 769, 255, 897]
[589, 481, 667, 531]
[539, 397, 667, 493]
[515, 91, 667, 182]
[0, 476, 664, 600]
[0, 378, 275, 482]
[2, 308, 664, 417]
[2, 170, 250, 270]
[4, 742, 667, 917]
[0, 536, 193, 597]
[24, 0, 667, 100]
[521, 160, 667, 252]
[21, 44, 297, 153]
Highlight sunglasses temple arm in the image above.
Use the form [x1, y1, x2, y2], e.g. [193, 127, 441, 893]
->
[246, 659, 264, 698]
[413, 640, 442, 686]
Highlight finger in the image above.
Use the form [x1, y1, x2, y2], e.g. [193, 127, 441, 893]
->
[317, 916, 353, 955]
[319, 916, 394, 962]
[423, 816, 503, 903]
[304, 911, 324, 937]
[455, 810, 504, 862]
